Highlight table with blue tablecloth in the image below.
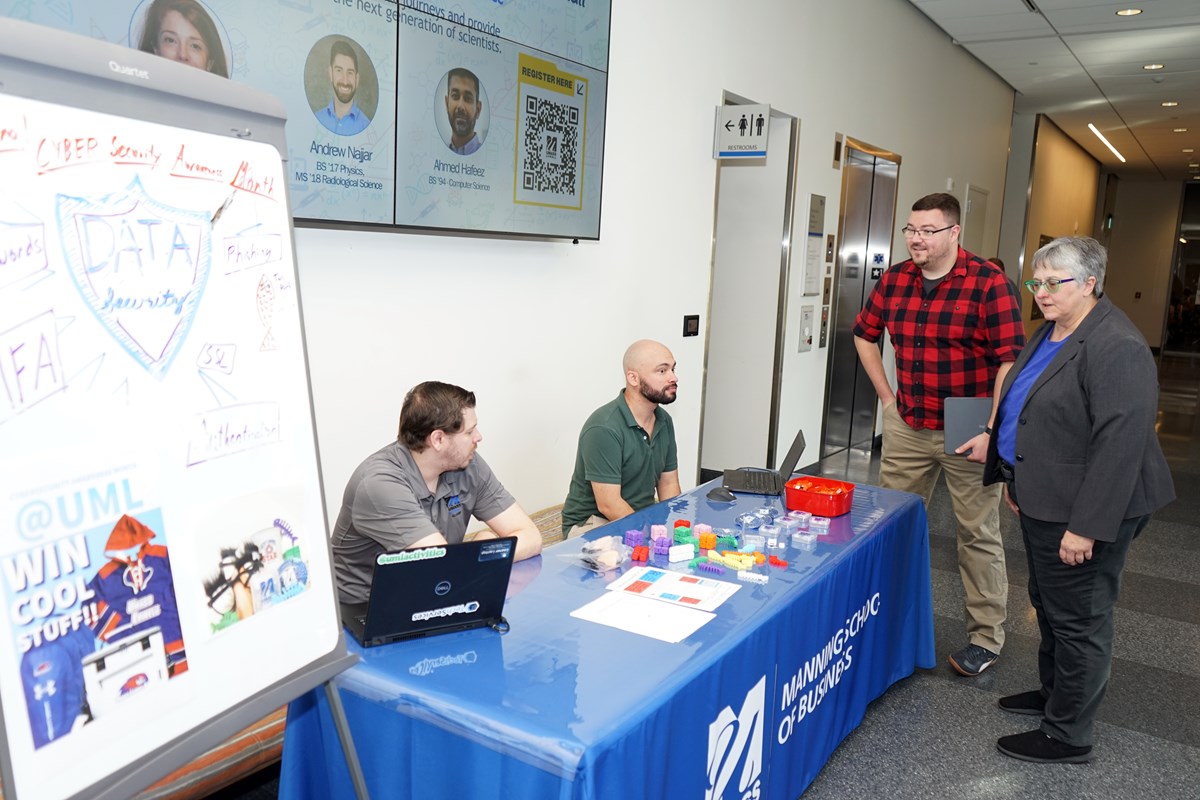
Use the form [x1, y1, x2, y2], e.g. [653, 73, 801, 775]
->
[280, 480, 934, 799]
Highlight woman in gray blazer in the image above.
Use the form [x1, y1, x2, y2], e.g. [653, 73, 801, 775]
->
[980, 236, 1174, 764]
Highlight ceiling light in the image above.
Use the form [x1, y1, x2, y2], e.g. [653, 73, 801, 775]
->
[1087, 124, 1126, 163]
[1115, 8, 1143, 16]
[1185, 148, 1196, 153]
[1175, 128, 1189, 133]
[1182, 238, 1189, 244]
[1189, 163, 1200, 168]
[1162, 101, 1179, 107]
[1143, 64, 1164, 70]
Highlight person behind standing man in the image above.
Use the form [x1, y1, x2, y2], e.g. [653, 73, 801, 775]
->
[561, 340, 681, 537]
[853, 192, 1025, 677]
[980, 237, 1174, 763]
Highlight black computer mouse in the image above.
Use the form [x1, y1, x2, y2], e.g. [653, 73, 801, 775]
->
[707, 486, 736, 503]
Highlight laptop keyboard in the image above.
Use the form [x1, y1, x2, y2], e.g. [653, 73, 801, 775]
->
[741, 471, 779, 493]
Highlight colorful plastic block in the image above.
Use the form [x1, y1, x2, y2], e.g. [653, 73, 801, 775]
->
[669, 543, 695, 563]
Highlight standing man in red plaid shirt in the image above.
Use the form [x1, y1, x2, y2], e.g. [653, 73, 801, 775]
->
[854, 192, 1024, 677]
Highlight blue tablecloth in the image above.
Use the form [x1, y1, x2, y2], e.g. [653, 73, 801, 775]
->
[280, 481, 934, 799]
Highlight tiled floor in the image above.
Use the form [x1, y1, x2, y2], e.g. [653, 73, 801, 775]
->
[219, 356, 1200, 799]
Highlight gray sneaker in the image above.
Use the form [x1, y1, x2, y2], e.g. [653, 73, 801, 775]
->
[948, 644, 998, 676]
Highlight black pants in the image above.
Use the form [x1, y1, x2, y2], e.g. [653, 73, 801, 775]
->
[1019, 511, 1149, 746]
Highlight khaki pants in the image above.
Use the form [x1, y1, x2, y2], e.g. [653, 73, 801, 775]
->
[565, 514, 609, 540]
[881, 402, 1007, 653]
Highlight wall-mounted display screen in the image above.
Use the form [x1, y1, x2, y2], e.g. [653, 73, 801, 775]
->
[4, 0, 610, 239]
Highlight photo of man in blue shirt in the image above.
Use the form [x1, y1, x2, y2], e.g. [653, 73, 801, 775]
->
[315, 39, 371, 136]
[443, 67, 485, 155]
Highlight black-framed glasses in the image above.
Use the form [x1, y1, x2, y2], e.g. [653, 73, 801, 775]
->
[1024, 278, 1076, 294]
[900, 224, 955, 239]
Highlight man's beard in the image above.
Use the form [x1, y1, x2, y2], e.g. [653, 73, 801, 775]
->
[451, 112, 474, 137]
[640, 383, 676, 405]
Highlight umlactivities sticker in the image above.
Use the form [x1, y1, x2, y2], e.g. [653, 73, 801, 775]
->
[377, 546, 446, 565]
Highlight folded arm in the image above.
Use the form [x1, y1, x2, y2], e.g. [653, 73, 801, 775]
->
[591, 481, 635, 523]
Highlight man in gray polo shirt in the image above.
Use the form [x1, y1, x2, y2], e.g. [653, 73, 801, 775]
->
[332, 381, 542, 603]
[561, 339, 682, 537]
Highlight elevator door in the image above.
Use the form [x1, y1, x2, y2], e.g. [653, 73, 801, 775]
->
[821, 143, 899, 458]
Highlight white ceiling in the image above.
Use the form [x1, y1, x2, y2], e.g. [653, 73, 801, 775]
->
[906, 0, 1200, 180]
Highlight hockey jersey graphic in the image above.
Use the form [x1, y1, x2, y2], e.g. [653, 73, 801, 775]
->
[87, 514, 188, 675]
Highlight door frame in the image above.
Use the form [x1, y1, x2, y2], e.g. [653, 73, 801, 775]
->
[697, 91, 801, 481]
[819, 136, 902, 458]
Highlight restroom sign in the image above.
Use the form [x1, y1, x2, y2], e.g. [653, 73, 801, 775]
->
[714, 104, 770, 159]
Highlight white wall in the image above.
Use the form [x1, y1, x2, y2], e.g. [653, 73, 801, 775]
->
[298, 0, 1016, 520]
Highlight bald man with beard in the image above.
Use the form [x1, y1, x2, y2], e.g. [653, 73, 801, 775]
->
[561, 340, 682, 538]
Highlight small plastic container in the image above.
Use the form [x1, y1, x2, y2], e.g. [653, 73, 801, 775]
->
[755, 506, 781, 522]
[778, 517, 800, 535]
[784, 476, 854, 517]
[791, 530, 817, 550]
[761, 523, 781, 549]
[810, 516, 831, 536]
[744, 533, 766, 552]
[736, 513, 761, 533]
[786, 510, 812, 530]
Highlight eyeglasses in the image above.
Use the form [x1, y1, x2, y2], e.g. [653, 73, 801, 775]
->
[900, 224, 955, 239]
[1023, 278, 1076, 294]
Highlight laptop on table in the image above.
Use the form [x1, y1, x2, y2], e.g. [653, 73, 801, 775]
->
[722, 429, 806, 495]
[341, 537, 517, 648]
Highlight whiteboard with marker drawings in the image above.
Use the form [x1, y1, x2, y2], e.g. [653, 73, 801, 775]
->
[0, 24, 347, 800]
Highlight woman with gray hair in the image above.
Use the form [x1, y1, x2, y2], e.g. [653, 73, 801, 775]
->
[978, 236, 1174, 763]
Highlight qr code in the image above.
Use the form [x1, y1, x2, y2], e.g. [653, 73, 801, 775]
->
[519, 93, 581, 201]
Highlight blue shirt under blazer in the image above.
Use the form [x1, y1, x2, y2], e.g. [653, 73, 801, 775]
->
[983, 295, 1174, 541]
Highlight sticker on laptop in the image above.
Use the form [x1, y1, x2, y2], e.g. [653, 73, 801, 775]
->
[377, 546, 446, 566]
[478, 540, 513, 562]
[412, 601, 480, 622]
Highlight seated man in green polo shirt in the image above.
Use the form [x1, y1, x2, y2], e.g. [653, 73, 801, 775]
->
[561, 340, 682, 537]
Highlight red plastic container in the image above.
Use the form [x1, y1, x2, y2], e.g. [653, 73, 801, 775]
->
[784, 476, 854, 517]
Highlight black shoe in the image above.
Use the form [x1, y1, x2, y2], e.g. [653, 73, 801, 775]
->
[999, 690, 1046, 716]
[948, 644, 998, 677]
[997, 729, 1092, 763]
